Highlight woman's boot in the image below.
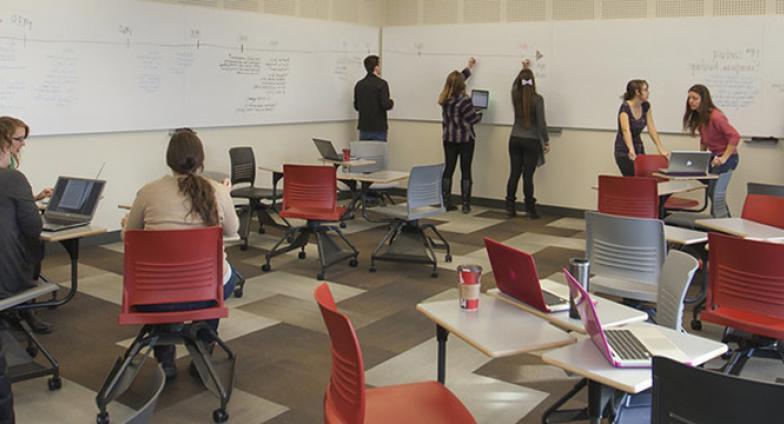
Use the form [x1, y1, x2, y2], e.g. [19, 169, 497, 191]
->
[505, 197, 517, 217]
[524, 198, 540, 219]
[461, 180, 472, 214]
[442, 178, 456, 211]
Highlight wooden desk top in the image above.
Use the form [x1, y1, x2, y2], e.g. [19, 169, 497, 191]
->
[542, 325, 727, 393]
[695, 217, 784, 241]
[336, 170, 409, 184]
[663, 225, 708, 245]
[40, 226, 107, 242]
[318, 158, 375, 167]
[417, 295, 575, 357]
[488, 279, 647, 334]
[652, 172, 718, 180]
[657, 180, 705, 196]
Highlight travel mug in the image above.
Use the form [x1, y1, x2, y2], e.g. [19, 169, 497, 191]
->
[458, 264, 482, 311]
[568, 258, 590, 319]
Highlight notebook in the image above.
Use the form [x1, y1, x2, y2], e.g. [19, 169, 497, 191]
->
[484, 237, 569, 313]
[471, 89, 489, 110]
[658, 151, 711, 177]
[42, 177, 106, 232]
[313, 138, 342, 161]
[564, 269, 689, 368]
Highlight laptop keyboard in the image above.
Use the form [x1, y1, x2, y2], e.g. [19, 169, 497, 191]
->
[542, 290, 567, 306]
[605, 329, 651, 360]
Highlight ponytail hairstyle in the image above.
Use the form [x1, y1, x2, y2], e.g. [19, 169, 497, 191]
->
[682, 84, 717, 136]
[621, 79, 648, 101]
[512, 68, 537, 128]
[166, 128, 219, 226]
[437, 71, 467, 106]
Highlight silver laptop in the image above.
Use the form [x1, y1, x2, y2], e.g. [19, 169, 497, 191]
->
[658, 151, 711, 177]
[42, 177, 105, 232]
[313, 138, 342, 161]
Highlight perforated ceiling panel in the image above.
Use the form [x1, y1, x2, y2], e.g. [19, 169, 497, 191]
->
[463, 0, 502, 23]
[507, 0, 547, 21]
[300, 0, 329, 19]
[601, 0, 647, 19]
[333, 0, 360, 22]
[713, 0, 766, 16]
[656, 0, 704, 17]
[385, 0, 420, 25]
[552, 0, 595, 20]
[262, 0, 295, 15]
[423, 0, 460, 24]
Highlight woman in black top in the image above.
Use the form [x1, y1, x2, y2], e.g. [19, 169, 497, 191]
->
[506, 60, 549, 219]
[438, 57, 482, 213]
[613, 80, 669, 176]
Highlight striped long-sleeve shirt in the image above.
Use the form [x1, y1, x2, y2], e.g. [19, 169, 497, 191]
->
[441, 68, 482, 143]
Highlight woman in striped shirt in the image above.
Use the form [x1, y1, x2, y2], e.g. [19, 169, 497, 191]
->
[438, 57, 482, 214]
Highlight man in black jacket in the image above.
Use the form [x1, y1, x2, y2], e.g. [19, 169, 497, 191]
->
[354, 55, 394, 141]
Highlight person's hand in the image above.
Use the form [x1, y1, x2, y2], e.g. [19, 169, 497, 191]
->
[712, 156, 726, 166]
[34, 188, 53, 201]
[544, 144, 550, 154]
[221, 177, 232, 188]
[120, 213, 128, 229]
[467, 57, 477, 68]
[628, 152, 637, 161]
[522, 59, 531, 69]
[659, 149, 671, 159]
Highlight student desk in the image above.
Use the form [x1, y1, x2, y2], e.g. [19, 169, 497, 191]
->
[652, 172, 719, 181]
[541, 326, 726, 423]
[416, 295, 575, 384]
[663, 225, 708, 245]
[591, 180, 705, 197]
[694, 217, 784, 241]
[487, 279, 647, 334]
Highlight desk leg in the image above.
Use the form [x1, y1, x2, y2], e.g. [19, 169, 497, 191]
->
[541, 378, 614, 424]
[436, 324, 448, 384]
[59, 238, 80, 306]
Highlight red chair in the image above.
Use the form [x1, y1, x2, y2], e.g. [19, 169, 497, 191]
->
[634, 154, 701, 210]
[701, 232, 784, 375]
[262, 165, 359, 280]
[314, 284, 476, 424]
[741, 193, 784, 229]
[96, 227, 235, 424]
[597, 175, 659, 218]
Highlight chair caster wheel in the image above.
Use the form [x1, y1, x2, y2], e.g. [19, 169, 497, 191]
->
[369, 267, 376, 273]
[430, 271, 439, 278]
[212, 408, 229, 423]
[48, 377, 62, 391]
[691, 319, 702, 331]
[445, 254, 452, 263]
[233, 287, 244, 298]
[316, 273, 325, 281]
[349, 259, 358, 267]
[26, 346, 38, 358]
[298, 251, 306, 259]
[340, 222, 347, 228]
[96, 412, 110, 424]
[261, 264, 271, 272]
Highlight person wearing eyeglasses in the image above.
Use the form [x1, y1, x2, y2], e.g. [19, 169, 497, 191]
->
[0, 117, 53, 200]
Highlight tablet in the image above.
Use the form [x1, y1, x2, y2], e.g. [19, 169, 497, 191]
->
[471, 89, 489, 110]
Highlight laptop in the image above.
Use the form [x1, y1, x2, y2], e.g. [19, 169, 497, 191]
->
[471, 89, 489, 110]
[484, 237, 570, 313]
[658, 151, 711, 177]
[313, 138, 342, 161]
[42, 177, 106, 232]
[564, 269, 690, 368]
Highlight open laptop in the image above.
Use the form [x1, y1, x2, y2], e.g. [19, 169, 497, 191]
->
[471, 89, 489, 110]
[484, 238, 570, 313]
[42, 177, 106, 232]
[313, 138, 342, 161]
[564, 269, 690, 368]
[658, 151, 711, 177]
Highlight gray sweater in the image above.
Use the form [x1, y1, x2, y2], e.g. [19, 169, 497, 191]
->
[0, 168, 42, 298]
[510, 93, 549, 143]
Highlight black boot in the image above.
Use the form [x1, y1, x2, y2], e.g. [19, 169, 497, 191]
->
[442, 178, 456, 211]
[154, 345, 177, 380]
[525, 198, 540, 219]
[505, 197, 517, 218]
[461, 180, 472, 214]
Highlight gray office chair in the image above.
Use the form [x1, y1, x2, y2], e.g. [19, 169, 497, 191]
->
[747, 181, 784, 197]
[349, 141, 399, 205]
[585, 211, 667, 303]
[652, 250, 699, 331]
[369, 163, 451, 277]
[665, 171, 732, 229]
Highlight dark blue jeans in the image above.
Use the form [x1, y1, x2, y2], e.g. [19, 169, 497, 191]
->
[710, 154, 739, 175]
[359, 130, 387, 141]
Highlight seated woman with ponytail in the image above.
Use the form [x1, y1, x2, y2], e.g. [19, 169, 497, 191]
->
[123, 128, 240, 379]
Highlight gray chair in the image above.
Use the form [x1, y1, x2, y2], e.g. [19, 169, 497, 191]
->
[652, 250, 699, 331]
[369, 163, 451, 277]
[665, 171, 732, 229]
[586, 211, 667, 303]
[349, 141, 399, 204]
[747, 181, 784, 198]
[126, 365, 166, 424]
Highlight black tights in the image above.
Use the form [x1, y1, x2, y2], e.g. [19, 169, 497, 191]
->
[506, 136, 541, 202]
[442, 140, 475, 187]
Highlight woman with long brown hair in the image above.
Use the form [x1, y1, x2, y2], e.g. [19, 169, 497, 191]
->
[613, 80, 669, 176]
[123, 128, 240, 379]
[439, 57, 481, 213]
[683, 84, 739, 174]
[505, 60, 549, 219]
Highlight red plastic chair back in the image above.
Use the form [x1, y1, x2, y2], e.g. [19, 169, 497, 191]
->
[314, 283, 366, 424]
[120, 227, 227, 325]
[741, 193, 784, 229]
[707, 232, 784, 321]
[598, 175, 659, 219]
[282, 164, 337, 212]
[634, 155, 668, 181]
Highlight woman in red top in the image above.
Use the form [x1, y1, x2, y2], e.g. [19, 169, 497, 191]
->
[682, 84, 740, 174]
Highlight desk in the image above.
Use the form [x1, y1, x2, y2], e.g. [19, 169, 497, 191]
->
[416, 295, 575, 384]
[591, 180, 703, 197]
[487, 280, 647, 334]
[541, 325, 726, 423]
[663, 225, 708, 245]
[336, 170, 409, 222]
[694, 217, 784, 241]
[652, 172, 718, 181]
[317, 158, 375, 169]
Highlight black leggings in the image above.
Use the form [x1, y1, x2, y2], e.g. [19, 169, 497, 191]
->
[615, 155, 635, 177]
[442, 140, 475, 184]
[506, 136, 542, 202]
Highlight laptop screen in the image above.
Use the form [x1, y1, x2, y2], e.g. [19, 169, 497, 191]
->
[313, 138, 340, 160]
[564, 269, 614, 363]
[471, 90, 489, 109]
[47, 177, 105, 217]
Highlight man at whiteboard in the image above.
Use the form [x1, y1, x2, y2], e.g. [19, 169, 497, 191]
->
[354, 55, 394, 141]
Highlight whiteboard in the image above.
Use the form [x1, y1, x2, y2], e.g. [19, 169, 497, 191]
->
[0, 0, 378, 135]
[383, 17, 784, 137]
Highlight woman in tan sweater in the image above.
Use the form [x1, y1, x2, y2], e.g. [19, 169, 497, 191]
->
[124, 128, 240, 379]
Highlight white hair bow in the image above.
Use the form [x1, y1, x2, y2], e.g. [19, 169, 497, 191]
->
[521, 79, 533, 86]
